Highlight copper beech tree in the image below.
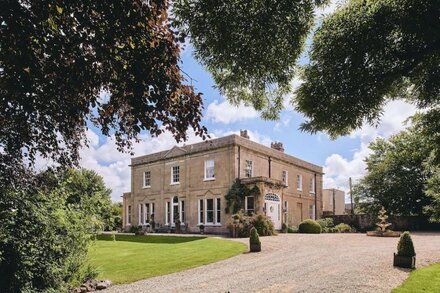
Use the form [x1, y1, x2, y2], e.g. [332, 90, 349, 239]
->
[1, 0, 207, 183]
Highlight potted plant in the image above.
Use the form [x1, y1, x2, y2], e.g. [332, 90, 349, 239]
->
[249, 227, 261, 252]
[393, 231, 416, 269]
[199, 224, 205, 234]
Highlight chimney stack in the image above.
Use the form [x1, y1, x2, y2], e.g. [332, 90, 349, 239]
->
[271, 141, 284, 152]
[240, 129, 250, 139]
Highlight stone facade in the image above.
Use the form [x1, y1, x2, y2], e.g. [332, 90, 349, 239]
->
[322, 189, 346, 215]
[122, 134, 323, 233]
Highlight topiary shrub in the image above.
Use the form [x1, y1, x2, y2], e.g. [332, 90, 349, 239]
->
[334, 223, 352, 233]
[298, 219, 322, 234]
[250, 227, 260, 244]
[397, 232, 416, 257]
[249, 227, 261, 252]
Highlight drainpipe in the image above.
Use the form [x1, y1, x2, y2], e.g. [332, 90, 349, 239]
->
[268, 157, 271, 178]
[314, 173, 318, 220]
[237, 146, 241, 181]
[333, 188, 336, 215]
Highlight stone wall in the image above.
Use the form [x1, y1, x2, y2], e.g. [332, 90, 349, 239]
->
[327, 214, 440, 231]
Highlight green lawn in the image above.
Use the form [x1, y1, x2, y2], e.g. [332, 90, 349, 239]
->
[392, 263, 440, 293]
[88, 234, 247, 284]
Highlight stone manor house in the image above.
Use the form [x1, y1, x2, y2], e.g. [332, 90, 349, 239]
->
[122, 131, 323, 234]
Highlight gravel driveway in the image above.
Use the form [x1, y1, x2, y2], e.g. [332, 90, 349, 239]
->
[105, 233, 440, 293]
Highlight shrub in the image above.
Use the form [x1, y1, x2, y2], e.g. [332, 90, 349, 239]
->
[335, 223, 352, 233]
[129, 225, 144, 235]
[317, 218, 334, 229]
[0, 183, 92, 292]
[397, 232, 416, 257]
[227, 211, 275, 237]
[298, 219, 322, 234]
[323, 227, 338, 233]
[250, 227, 260, 244]
[287, 226, 298, 233]
[281, 223, 288, 233]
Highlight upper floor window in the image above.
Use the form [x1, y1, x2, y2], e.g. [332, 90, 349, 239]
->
[204, 160, 215, 180]
[309, 177, 315, 194]
[282, 170, 288, 186]
[143, 171, 151, 188]
[297, 175, 303, 191]
[245, 160, 253, 178]
[171, 166, 180, 184]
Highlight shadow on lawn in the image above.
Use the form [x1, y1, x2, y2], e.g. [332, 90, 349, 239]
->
[96, 234, 206, 244]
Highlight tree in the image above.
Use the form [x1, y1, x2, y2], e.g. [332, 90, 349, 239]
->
[353, 126, 433, 216]
[62, 168, 114, 231]
[1, 0, 208, 180]
[0, 168, 94, 292]
[295, 0, 440, 138]
[424, 158, 440, 222]
[173, 0, 329, 119]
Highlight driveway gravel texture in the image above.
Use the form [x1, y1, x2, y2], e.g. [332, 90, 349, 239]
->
[105, 233, 440, 293]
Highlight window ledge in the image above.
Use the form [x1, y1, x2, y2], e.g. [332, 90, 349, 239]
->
[297, 189, 303, 192]
[143, 186, 151, 189]
[203, 178, 215, 182]
[198, 224, 222, 227]
[170, 182, 180, 186]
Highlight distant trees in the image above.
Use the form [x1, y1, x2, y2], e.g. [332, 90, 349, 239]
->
[353, 123, 440, 221]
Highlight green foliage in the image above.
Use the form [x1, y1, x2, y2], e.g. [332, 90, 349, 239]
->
[298, 219, 322, 234]
[0, 175, 91, 292]
[282, 223, 288, 233]
[225, 181, 260, 214]
[1, 0, 208, 180]
[353, 126, 434, 216]
[334, 223, 352, 233]
[317, 218, 334, 229]
[173, 0, 328, 119]
[424, 157, 440, 222]
[129, 225, 144, 235]
[227, 211, 274, 237]
[249, 227, 260, 244]
[397, 232, 416, 257]
[62, 169, 117, 231]
[287, 226, 298, 233]
[295, 0, 440, 138]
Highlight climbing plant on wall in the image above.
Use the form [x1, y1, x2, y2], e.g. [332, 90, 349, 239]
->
[225, 181, 260, 214]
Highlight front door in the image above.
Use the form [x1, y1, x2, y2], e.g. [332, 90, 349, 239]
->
[265, 193, 281, 230]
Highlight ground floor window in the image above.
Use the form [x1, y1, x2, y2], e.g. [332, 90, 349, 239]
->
[138, 203, 144, 225]
[127, 205, 132, 225]
[144, 203, 155, 224]
[166, 197, 185, 225]
[198, 198, 222, 225]
[245, 196, 255, 215]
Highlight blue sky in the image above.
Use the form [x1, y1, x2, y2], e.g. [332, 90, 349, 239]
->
[34, 1, 418, 202]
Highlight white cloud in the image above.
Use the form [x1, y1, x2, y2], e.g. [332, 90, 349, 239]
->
[205, 99, 259, 124]
[323, 100, 418, 201]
